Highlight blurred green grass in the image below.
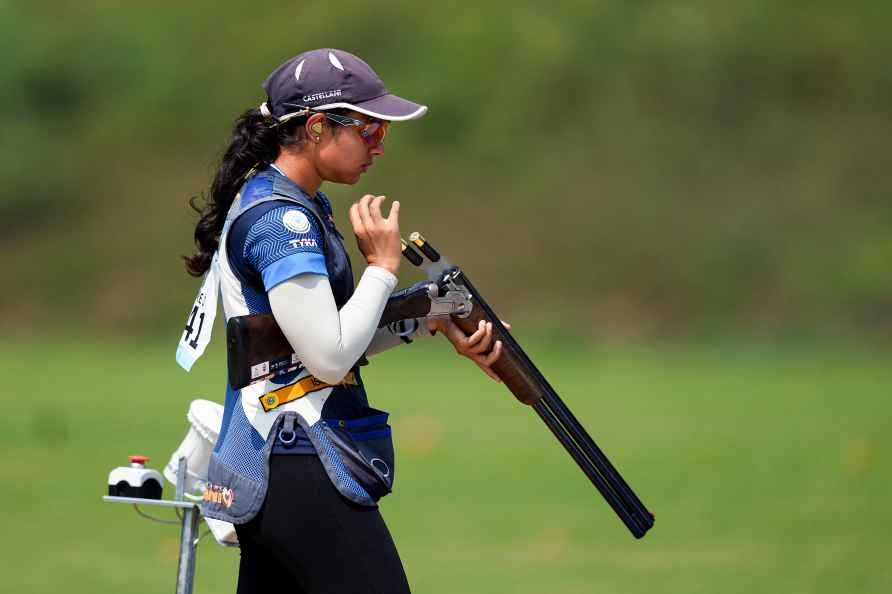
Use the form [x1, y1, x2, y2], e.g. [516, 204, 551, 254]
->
[0, 335, 888, 593]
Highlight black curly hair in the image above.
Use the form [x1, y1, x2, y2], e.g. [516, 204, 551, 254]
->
[183, 108, 305, 276]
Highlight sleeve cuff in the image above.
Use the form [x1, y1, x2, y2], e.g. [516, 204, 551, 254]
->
[262, 252, 328, 290]
[364, 266, 398, 291]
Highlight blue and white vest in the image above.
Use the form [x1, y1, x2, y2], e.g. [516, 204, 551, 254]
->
[197, 166, 384, 523]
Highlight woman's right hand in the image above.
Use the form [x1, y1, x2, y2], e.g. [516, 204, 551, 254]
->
[348, 194, 401, 276]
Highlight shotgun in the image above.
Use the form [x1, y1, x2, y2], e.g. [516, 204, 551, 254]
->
[402, 233, 655, 539]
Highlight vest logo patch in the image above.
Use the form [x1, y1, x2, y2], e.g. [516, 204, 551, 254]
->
[283, 210, 311, 234]
[203, 483, 235, 508]
[288, 238, 318, 249]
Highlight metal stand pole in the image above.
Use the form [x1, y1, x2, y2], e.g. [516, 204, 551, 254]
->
[103, 456, 205, 593]
[174, 457, 199, 594]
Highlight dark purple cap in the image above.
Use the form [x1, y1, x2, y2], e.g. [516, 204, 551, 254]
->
[260, 49, 427, 122]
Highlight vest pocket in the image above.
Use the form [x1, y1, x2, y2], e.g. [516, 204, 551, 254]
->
[323, 408, 395, 501]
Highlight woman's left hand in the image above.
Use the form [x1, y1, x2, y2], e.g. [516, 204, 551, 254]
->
[425, 317, 512, 382]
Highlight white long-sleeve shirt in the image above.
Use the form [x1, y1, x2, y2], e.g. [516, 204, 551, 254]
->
[269, 268, 429, 383]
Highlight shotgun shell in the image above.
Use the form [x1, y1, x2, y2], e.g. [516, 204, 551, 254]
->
[409, 232, 441, 262]
[401, 238, 424, 266]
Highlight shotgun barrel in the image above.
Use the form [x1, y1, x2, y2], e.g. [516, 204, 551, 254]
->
[402, 234, 655, 538]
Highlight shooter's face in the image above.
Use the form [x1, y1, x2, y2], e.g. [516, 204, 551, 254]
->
[316, 111, 385, 185]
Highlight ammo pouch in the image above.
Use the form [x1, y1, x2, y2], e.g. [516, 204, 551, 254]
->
[281, 409, 395, 506]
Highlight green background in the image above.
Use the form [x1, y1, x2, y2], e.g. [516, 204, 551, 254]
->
[2, 338, 889, 593]
[0, 1, 889, 592]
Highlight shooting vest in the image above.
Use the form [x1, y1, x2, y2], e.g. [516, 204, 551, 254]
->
[186, 166, 388, 524]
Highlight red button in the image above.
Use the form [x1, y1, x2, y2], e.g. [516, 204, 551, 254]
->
[128, 455, 150, 465]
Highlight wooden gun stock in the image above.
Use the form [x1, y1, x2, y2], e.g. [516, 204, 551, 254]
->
[227, 281, 437, 389]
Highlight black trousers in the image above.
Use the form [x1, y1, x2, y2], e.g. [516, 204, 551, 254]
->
[234, 454, 411, 594]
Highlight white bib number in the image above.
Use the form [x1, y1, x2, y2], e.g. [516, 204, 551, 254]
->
[175, 253, 221, 371]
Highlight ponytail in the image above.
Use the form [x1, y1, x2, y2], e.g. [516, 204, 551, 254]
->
[183, 107, 304, 276]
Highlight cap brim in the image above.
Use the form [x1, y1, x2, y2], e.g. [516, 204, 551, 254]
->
[315, 93, 427, 121]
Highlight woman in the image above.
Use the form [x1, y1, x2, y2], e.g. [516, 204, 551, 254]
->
[182, 48, 503, 593]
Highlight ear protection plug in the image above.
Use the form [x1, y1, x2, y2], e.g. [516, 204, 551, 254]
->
[310, 121, 323, 134]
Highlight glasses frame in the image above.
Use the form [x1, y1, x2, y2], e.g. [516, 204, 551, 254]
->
[277, 104, 387, 146]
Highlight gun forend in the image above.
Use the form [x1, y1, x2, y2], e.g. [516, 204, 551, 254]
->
[440, 269, 544, 405]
